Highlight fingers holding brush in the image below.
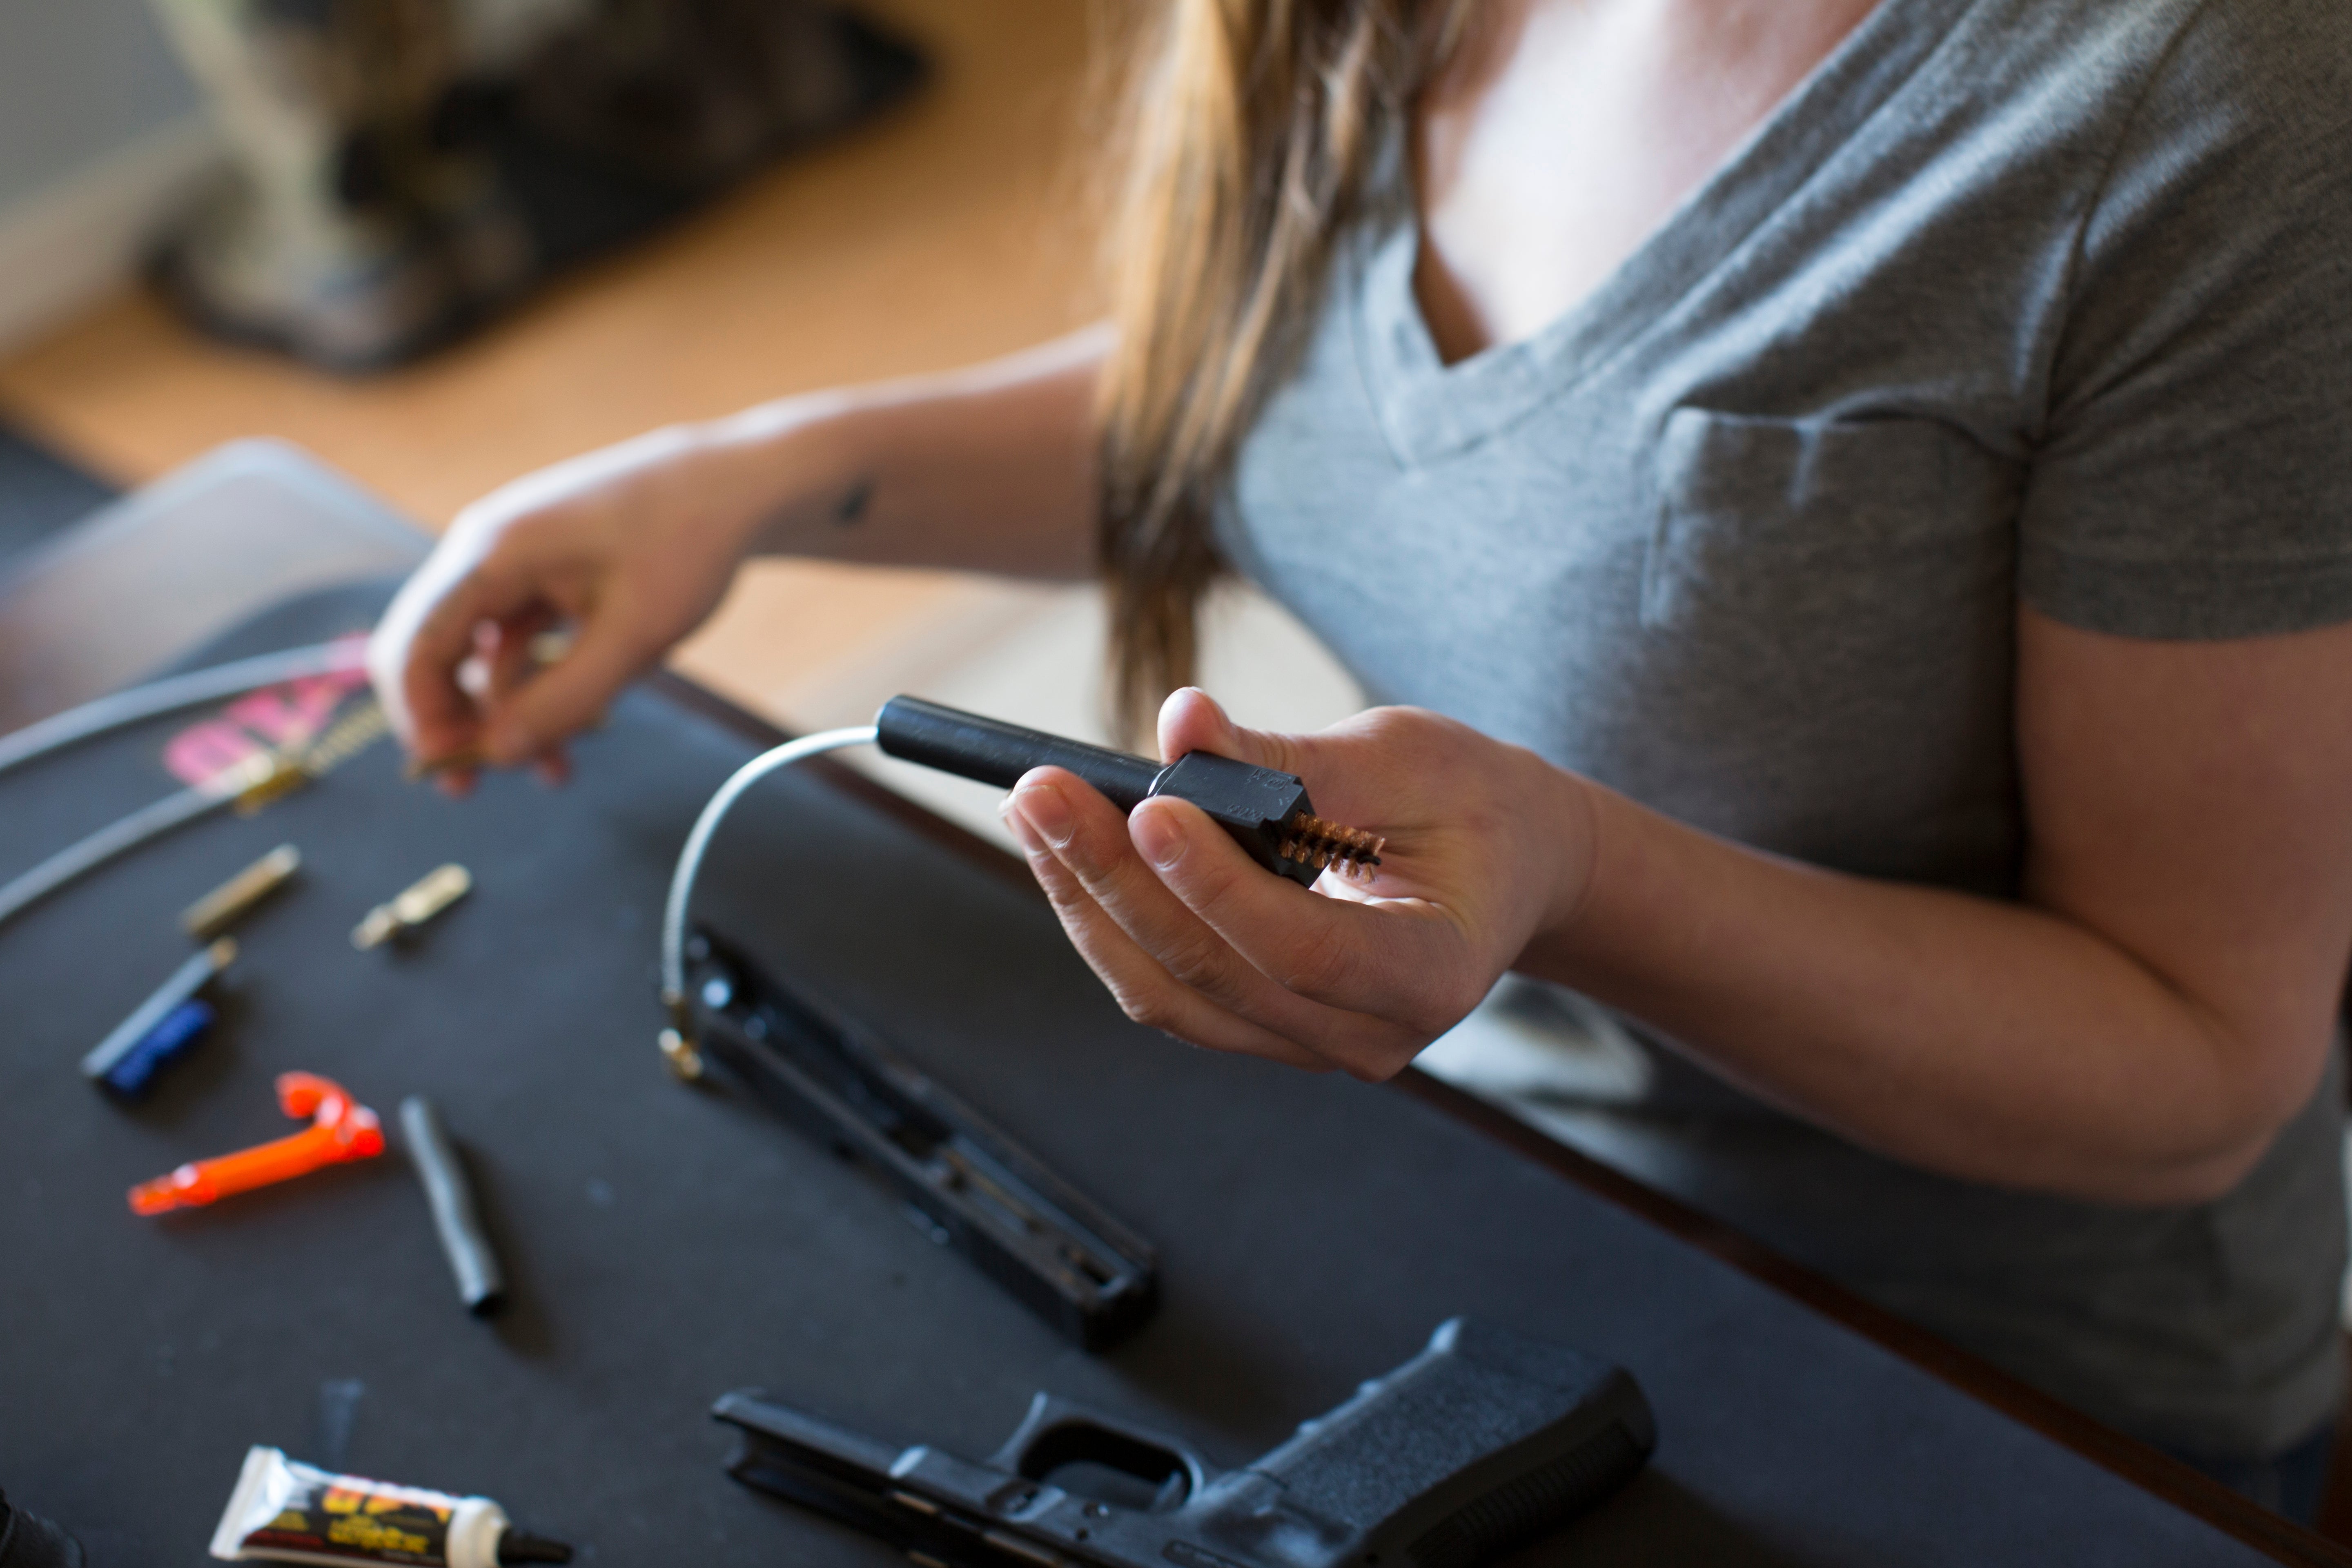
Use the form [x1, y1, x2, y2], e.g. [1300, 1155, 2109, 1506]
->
[1007, 691, 1603, 1080]
[1126, 795, 1480, 1040]
[1001, 770, 1381, 1074]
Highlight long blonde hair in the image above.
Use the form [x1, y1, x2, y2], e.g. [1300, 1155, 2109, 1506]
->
[1095, 0, 1475, 737]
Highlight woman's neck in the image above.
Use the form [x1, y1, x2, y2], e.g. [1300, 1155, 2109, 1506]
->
[1413, 0, 1882, 363]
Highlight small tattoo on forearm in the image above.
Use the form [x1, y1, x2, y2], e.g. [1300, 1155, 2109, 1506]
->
[833, 478, 874, 527]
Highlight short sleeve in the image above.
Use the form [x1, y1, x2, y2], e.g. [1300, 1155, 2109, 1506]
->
[2017, 0, 2352, 641]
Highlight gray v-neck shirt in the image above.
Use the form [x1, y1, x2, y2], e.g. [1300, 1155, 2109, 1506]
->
[1220, 0, 2352, 1459]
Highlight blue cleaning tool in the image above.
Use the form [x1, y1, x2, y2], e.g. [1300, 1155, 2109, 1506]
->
[101, 998, 219, 1097]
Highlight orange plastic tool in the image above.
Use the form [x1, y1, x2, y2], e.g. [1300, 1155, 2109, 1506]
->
[128, 1072, 384, 1216]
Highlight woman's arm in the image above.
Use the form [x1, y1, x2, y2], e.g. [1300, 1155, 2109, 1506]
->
[728, 325, 1107, 577]
[368, 326, 1107, 772]
[1529, 607, 2352, 1203]
[998, 607, 2352, 1206]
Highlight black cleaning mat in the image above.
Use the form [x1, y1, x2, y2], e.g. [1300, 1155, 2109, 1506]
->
[0, 582, 2269, 1566]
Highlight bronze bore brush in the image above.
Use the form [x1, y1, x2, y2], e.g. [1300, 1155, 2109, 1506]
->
[1277, 814, 1387, 881]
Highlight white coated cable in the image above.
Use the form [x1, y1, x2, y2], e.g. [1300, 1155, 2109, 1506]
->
[659, 725, 879, 1016]
[0, 641, 365, 780]
[0, 746, 289, 931]
[0, 781, 238, 931]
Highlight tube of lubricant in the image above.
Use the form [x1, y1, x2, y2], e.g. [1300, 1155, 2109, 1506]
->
[209, 1447, 572, 1567]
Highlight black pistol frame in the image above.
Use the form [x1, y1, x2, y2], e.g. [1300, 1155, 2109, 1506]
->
[684, 931, 1158, 1350]
[715, 1317, 1655, 1568]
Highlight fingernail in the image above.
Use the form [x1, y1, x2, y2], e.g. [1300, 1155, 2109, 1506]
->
[1014, 781, 1074, 847]
[998, 798, 1046, 854]
[1133, 806, 1186, 870]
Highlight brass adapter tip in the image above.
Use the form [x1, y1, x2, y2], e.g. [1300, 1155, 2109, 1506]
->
[657, 1027, 704, 1082]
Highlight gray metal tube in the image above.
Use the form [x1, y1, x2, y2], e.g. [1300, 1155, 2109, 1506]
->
[399, 1095, 506, 1315]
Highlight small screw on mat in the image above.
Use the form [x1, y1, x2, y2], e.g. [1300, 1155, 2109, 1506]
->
[353, 864, 472, 950]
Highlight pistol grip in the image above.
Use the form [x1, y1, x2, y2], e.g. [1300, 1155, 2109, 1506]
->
[1200, 1319, 1654, 1566]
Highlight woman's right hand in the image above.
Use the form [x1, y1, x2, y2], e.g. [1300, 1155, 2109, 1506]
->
[370, 330, 1111, 780]
[368, 421, 788, 778]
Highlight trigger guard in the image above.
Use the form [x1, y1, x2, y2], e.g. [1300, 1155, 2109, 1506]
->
[989, 1392, 1211, 1508]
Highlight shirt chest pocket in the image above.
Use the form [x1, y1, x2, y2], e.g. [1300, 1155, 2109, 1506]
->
[1642, 409, 2020, 639]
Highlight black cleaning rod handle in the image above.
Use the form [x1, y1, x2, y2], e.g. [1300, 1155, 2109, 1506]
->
[874, 696, 1162, 811]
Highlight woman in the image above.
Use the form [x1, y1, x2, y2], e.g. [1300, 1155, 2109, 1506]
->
[371, 0, 2352, 1519]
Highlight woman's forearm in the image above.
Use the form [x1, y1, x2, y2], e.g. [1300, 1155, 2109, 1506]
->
[1521, 781, 2322, 1206]
[700, 325, 1109, 579]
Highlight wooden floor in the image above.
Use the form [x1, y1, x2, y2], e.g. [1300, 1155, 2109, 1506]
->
[0, 0, 1104, 724]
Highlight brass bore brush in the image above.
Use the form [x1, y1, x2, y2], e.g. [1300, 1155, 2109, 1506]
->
[874, 696, 1385, 887]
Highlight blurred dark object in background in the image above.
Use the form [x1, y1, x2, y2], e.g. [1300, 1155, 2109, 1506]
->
[143, 0, 924, 372]
[0, 1488, 85, 1568]
[519, 0, 876, 187]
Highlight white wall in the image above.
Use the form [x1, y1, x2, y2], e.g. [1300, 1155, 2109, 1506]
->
[0, 0, 199, 211]
[0, 0, 212, 354]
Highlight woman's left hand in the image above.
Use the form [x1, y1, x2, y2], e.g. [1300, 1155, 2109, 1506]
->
[1000, 689, 1595, 1079]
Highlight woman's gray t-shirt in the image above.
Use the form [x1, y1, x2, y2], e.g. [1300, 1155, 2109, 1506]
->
[1220, 0, 2352, 1460]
